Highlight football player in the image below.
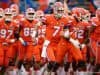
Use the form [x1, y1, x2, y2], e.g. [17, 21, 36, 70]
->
[71, 7, 92, 71]
[0, 8, 4, 72]
[41, 2, 69, 75]
[90, 8, 100, 72]
[0, 8, 20, 75]
[42, 2, 83, 75]
[17, 8, 42, 75]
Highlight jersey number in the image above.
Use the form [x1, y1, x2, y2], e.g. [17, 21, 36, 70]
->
[38, 28, 46, 37]
[24, 27, 36, 37]
[76, 30, 84, 39]
[0, 29, 13, 38]
[53, 26, 60, 37]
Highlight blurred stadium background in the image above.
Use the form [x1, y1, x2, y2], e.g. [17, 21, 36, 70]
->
[0, 0, 99, 14]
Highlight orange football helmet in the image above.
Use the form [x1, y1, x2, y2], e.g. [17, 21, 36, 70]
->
[72, 7, 90, 21]
[53, 2, 64, 18]
[4, 8, 13, 21]
[35, 10, 45, 21]
[10, 4, 19, 16]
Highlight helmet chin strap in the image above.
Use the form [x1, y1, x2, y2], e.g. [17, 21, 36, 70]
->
[27, 19, 33, 23]
[5, 18, 12, 22]
[5, 20, 11, 24]
[0, 16, 3, 18]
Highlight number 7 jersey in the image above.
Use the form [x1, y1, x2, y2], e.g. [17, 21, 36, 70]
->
[45, 14, 69, 43]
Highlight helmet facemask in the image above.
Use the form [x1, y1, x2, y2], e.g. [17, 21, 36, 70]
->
[4, 8, 13, 22]
[26, 8, 35, 21]
[5, 14, 13, 22]
[81, 14, 90, 22]
[54, 7, 64, 19]
[26, 12, 35, 21]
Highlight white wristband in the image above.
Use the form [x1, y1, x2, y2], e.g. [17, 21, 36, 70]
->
[64, 29, 70, 38]
[19, 37, 25, 44]
[10, 39, 16, 43]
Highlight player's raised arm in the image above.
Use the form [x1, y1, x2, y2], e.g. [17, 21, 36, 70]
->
[64, 0, 70, 13]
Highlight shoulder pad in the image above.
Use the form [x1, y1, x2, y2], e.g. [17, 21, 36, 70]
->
[20, 17, 26, 21]
[13, 20, 19, 23]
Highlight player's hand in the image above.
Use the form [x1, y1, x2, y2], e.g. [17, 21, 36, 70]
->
[22, 41, 27, 46]
[33, 39, 38, 45]
[80, 43, 86, 49]
[6, 39, 15, 44]
[63, 29, 70, 39]
[10, 39, 16, 43]
[19, 37, 27, 46]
